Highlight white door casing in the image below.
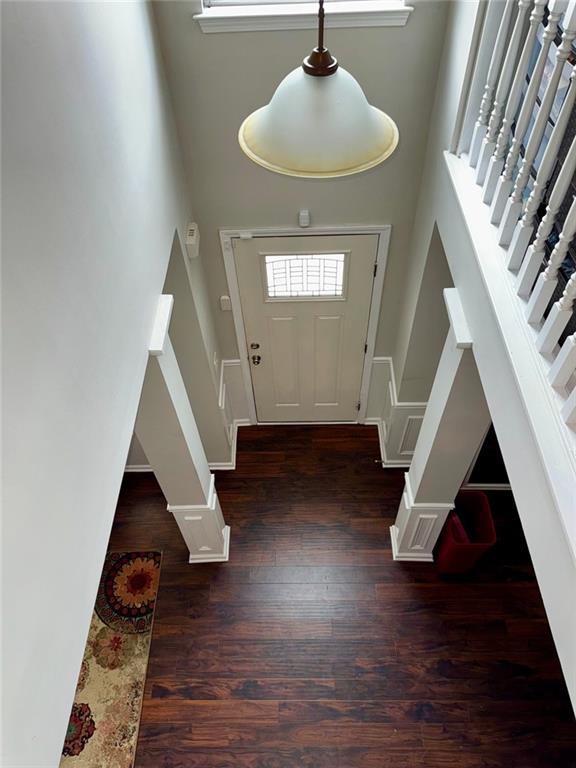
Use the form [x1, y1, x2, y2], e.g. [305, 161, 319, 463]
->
[233, 234, 379, 422]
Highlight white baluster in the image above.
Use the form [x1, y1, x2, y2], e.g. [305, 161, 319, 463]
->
[498, 1, 576, 246]
[516, 128, 576, 294]
[477, 0, 535, 187]
[549, 332, 576, 388]
[470, 0, 517, 168]
[561, 381, 576, 423]
[483, 0, 547, 202]
[526, 197, 576, 323]
[536, 271, 576, 354]
[507, 67, 576, 271]
[491, 0, 567, 224]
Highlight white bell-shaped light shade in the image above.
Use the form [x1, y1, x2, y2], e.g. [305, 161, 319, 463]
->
[239, 66, 399, 178]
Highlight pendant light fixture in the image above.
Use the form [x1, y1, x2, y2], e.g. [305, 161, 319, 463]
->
[238, 0, 399, 179]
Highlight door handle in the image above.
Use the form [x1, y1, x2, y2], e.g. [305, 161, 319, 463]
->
[251, 355, 262, 366]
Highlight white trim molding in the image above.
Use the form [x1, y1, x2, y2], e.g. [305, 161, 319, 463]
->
[194, 1, 413, 34]
[365, 356, 427, 468]
[124, 463, 152, 473]
[463, 482, 512, 491]
[135, 296, 231, 565]
[168, 476, 231, 563]
[149, 295, 174, 356]
[209, 418, 251, 471]
[220, 225, 391, 427]
[208, 358, 252, 470]
[390, 473, 454, 562]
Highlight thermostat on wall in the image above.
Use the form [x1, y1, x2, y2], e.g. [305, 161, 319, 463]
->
[185, 222, 200, 259]
[298, 209, 311, 228]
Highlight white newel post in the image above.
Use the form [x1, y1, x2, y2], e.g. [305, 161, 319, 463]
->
[390, 289, 491, 562]
[135, 295, 231, 563]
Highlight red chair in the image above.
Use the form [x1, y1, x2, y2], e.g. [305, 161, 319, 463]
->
[436, 490, 497, 574]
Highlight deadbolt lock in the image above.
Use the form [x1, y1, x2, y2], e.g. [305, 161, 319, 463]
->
[250, 342, 260, 350]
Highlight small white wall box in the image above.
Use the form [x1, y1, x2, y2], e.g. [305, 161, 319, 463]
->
[185, 222, 200, 259]
[220, 295, 232, 311]
[298, 209, 311, 228]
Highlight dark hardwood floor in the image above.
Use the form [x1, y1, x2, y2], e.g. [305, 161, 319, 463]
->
[109, 425, 576, 767]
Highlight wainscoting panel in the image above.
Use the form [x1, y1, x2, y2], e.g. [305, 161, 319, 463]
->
[365, 357, 427, 468]
[209, 360, 251, 470]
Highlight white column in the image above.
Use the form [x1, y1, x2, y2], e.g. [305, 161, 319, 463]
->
[490, 0, 567, 224]
[476, 0, 533, 187]
[391, 290, 491, 562]
[469, 0, 516, 168]
[135, 295, 230, 563]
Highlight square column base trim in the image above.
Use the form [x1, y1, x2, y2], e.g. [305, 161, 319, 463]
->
[188, 525, 231, 564]
[168, 476, 230, 564]
[390, 474, 454, 562]
[390, 525, 434, 562]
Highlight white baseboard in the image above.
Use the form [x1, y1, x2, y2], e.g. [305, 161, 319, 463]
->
[124, 464, 153, 473]
[126, 420, 250, 475]
[208, 418, 250, 471]
[188, 525, 230, 564]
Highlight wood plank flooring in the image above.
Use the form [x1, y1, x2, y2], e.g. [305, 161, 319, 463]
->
[109, 425, 576, 767]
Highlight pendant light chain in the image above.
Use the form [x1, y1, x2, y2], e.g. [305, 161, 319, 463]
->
[318, 0, 325, 52]
[302, 0, 338, 76]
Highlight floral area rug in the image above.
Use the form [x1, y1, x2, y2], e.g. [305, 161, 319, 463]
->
[60, 551, 161, 768]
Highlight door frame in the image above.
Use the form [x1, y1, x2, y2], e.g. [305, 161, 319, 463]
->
[219, 225, 391, 425]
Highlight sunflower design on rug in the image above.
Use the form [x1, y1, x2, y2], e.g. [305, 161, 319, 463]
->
[60, 551, 161, 768]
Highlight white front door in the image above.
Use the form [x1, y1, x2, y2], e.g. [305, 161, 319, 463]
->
[234, 234, 378, 422]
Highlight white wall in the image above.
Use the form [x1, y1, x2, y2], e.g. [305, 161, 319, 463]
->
[126, 238, 233, 466]
[1, 3, 191, 765]
[153, 0, 449, 361]
[163, 236, 231, 463]
[127, 434, 149, 466]
[393, 0, 481, 394]
[399, 224, 453, 402]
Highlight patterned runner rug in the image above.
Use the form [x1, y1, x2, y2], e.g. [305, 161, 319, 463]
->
[60, 551, 161, 768]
